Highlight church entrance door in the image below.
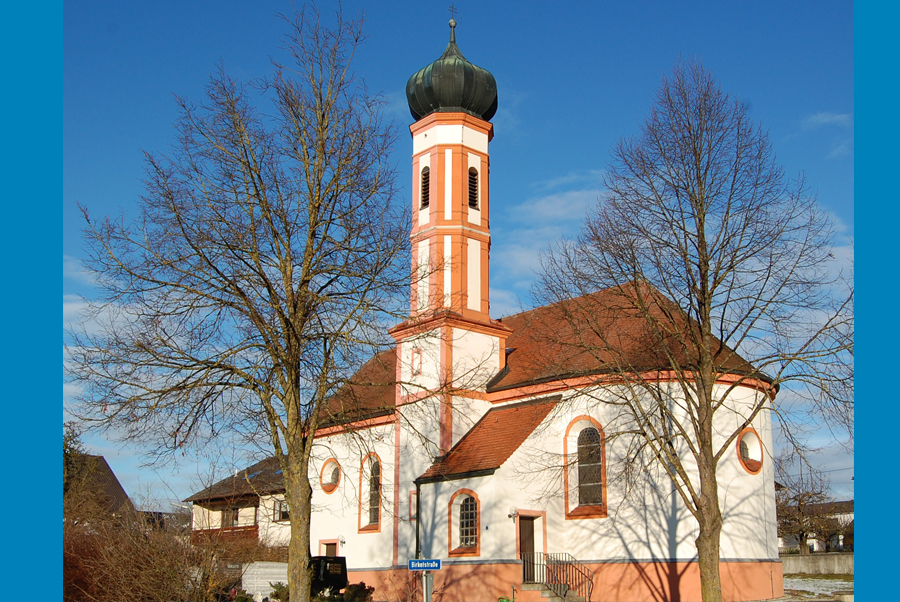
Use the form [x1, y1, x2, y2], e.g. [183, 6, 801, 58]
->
[519, 516, 536, 583]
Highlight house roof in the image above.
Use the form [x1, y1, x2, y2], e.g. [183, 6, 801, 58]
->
[488, 284, 760, 392]
[417, 396, 559, 483]
[69, 454, 133, 515]
[184, 456, 285, 503]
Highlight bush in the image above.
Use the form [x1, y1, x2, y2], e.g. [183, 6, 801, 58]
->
[269, 579, 375, 601]
[269, 581, 289, 601]
[343, 582, 375, 602]
[233, 589, 255, 602]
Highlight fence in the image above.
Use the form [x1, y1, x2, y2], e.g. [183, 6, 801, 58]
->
[780, 553, 853, 575]
[521, 552, 594, 602]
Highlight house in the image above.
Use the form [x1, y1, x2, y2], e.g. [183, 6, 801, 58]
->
[778, 500, 854, 553]
[66, 454, 133, 517]
[187, 20, 782, 602]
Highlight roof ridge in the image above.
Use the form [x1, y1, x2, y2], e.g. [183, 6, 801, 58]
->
[497, 281, 645, 322]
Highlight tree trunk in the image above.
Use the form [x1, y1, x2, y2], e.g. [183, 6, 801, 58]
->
[695, 400, 724, 602]
[286, 470, 313, 602]
[799, 534, 809, 555]
[695, 483, 724, 602]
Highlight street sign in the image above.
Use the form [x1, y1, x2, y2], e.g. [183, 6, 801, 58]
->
[408, 559, 442, 571]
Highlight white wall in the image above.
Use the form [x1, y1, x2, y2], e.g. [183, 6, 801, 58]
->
[304, 424, 398, 569]
[451, 328, 500, 390]
[398, 330, 442, 393]
[192, 504, 219, 530]
[411, 382, 778, 564]
[249, 378, 776, 571]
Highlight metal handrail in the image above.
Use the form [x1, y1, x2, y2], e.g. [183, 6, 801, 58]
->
[521, 552, 594, 602]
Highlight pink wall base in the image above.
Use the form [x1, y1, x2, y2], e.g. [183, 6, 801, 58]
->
[346, 560, 783, 602]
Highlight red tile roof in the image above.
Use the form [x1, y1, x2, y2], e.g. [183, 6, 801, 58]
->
[316, 283, 761, 430]
[488, 283, 758, 392]
[319, 348, 397, 427]
[417, 396, 559, 482]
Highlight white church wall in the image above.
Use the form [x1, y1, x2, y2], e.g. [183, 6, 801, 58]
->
[416, 474, 501, 561]
[451, 328, 500, 391]
[492, 389, 690, 561]
[398, 330, 442, 393]
[450, 394, 493, 450]
[244, 382, 776, 572]
[277, 423, 400, 569]
[713, 386, 779, 560]
[487, 382, 777, 564]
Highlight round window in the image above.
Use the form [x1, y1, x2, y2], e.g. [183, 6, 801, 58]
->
[321, 459, 341, 493]
[736, 428, 763, 474]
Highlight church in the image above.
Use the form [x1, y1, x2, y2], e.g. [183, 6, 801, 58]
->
[186, 20, 783, 602]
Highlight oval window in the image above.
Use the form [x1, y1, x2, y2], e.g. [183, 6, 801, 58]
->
[321, 458, 341, 493]
[737, 428, 763, 474]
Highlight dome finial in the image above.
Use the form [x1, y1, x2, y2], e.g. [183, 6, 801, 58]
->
[448, 3, 458, 43]
[405, 7, 498, 122]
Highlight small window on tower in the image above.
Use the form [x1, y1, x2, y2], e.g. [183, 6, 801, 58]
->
[411, 348, 423, 376]
[421, 167, 430, 208]
[468, 168, 478, 209]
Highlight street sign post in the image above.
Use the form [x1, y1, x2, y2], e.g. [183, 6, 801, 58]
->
[408, 559, 441, 602]
[408, 559, 442, 571]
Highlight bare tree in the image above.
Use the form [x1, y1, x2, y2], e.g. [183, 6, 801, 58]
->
[775, 463, 837, 555]
[65, 7, 408, 600]
[535, 61, 853, 601]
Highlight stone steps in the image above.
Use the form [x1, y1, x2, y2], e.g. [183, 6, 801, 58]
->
[520, 582, 585, 602]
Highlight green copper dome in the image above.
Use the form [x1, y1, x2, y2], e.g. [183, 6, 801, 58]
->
[406, 19, 498, 122]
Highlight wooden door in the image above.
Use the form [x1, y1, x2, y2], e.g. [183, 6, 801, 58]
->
[519, 517, 536, 582]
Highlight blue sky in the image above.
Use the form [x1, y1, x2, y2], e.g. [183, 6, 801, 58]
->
[63, 0, 854, 508]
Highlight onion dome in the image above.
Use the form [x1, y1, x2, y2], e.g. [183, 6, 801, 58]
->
[406, 19, 498, 122]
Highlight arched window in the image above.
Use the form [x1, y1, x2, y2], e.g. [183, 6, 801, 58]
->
[467, 167, 478, 209]
[459, 496, 477, 547]
[368, 459, 380, 525]
[577, 428, 603, 505]
[564, 417, 607, 519]
[448, 489, 480, 556]
[420, 166, 430, 208]
[359, 454, 382, 532]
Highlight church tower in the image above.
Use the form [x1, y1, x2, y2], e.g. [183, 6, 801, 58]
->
[406, 18, 496, 322]
[391, 19, 510, 452]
